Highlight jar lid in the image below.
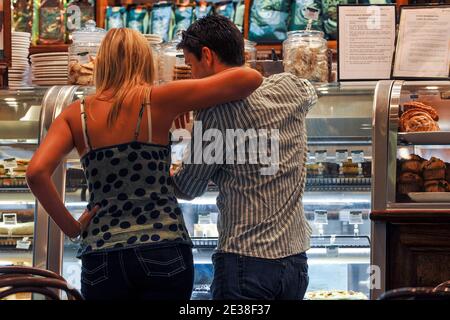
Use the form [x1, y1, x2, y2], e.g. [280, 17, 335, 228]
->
[244, 39, 257, 49]
[287, 30, 325, 38]
[72, 20, 106, 43]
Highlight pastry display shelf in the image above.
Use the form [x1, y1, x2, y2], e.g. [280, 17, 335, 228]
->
[306, 177, 371, 192]
[307, 177, 371, 186]
[191, 235, 370, 249]
[386, 202, 450, 211]
[29, 44, 69, 55]
[0, 187, 30, 193]
[398, 132, 450, 145]
[0, 238, 33, 247]
[306, 185, 371, 192]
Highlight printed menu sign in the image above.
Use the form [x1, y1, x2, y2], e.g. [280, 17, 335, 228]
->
[338, 5, 396, 81]
[393, 6, 450, 79]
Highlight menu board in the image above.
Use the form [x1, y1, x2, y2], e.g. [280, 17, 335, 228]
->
[338, 5, 396, 81]
[393, 6, 450, 79]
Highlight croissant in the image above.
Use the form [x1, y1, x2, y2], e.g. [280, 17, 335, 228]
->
[403, 101, 439, 121]
[400, 109, 439, 132]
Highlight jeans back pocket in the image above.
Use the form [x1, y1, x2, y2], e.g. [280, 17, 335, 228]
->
[134, 245, 186, 277]
[81, 252, 109, 286]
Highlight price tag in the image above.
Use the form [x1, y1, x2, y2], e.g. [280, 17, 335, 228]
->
[3, 158, 18, 170]
[305, 7, 320, 21]
[175, 54, 186, 66]
[2, 213, 17, 225]
[349, 211, 363, 225]
[326, 245, 339, 257]
[315, 150, 327, 163]
[441, 91, 450, 100]
[336, 150, 348, 163]
[16, 237, 31, 250]
[314, 210, 328, 224]
[351, 150, 365, 163]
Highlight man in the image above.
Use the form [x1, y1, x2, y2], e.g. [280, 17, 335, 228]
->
[173, 15, 317, 300]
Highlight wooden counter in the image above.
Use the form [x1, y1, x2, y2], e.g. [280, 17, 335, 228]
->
[370, 210, 450, 297]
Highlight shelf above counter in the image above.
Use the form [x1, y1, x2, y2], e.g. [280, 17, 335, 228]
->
[191, 235, 370, 249]
[29, 44, 69, 55]
[398, 132, 450, 145]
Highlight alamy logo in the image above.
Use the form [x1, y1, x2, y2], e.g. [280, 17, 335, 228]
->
[67, 5, 82, 31]
[172, 121, 280, 175]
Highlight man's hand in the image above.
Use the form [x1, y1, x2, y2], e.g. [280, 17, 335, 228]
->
[173, 112, 191, 130]
[78, 205, 100, 234]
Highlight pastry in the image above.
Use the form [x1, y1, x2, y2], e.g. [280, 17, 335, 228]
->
[398, 172, 423, 184]
[306, 290, 368, 300]
[399, 109, 439, 132]
[341, 160, 359, 176]
[398, 172, 423, 194]
[422, 157, 446, 180]
[68, 55, 96, 85]
[424, 180, 449, 192]
[400, 154, 424, 173]
[307, 163, 322, 176]
[173, 65, 192, 81]
[403, 101, 439, 121]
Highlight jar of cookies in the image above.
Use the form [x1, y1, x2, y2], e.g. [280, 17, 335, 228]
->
[159, 31, 191, 83]
[283, 30, 329, 83]
[68, 20, 106, 85]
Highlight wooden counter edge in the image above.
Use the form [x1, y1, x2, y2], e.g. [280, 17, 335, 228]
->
[370, 210, 450, 223]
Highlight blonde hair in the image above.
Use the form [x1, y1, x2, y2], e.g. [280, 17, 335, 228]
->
[94, 28, 154, 127]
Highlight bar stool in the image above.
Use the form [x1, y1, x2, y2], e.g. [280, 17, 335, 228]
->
[0, 266, 83, 300]
[378, 280, 450, 300]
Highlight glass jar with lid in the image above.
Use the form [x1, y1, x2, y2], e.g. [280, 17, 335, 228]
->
[143, 34, 163, 84]
[159, 30, 191, 83]
[283, 30, 329, 83]
[244, 39, 257, 65]
[68, 20, 106, 85]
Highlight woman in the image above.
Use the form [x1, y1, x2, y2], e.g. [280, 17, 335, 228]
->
[26, 28, 262, 300]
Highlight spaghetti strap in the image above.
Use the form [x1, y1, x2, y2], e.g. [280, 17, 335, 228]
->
[80, 99, 93, 152]
[144, 87, 153, 143]
[134, 103, 146, 140]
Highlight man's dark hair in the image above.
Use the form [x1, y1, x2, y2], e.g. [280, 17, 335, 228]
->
[177, 15, 245, 66]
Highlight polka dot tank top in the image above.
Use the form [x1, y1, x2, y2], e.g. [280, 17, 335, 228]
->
[77, 97, 192, 258]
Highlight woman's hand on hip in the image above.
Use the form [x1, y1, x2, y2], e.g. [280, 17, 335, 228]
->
[78, 205, 100, 234]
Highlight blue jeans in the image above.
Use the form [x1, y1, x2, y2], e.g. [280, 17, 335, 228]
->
[81, 244, 193, 300]
[211, 252, 309, 300]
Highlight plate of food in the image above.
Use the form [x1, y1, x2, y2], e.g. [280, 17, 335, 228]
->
[305, 290, 368, 300]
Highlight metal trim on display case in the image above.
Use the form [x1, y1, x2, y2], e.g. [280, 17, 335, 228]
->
[371, 80, 395, 300]
[386, 81, 404, 206]
[33, 86, 80, 276]
[372, 80, 395, 211]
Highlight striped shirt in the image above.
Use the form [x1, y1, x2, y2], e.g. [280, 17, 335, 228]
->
[174, 73, 317, 259]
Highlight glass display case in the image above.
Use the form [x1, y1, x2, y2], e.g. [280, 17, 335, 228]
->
[0, 88, 46, 270]
[371, 80, 450, 299]
[0, 82, 376, 300]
